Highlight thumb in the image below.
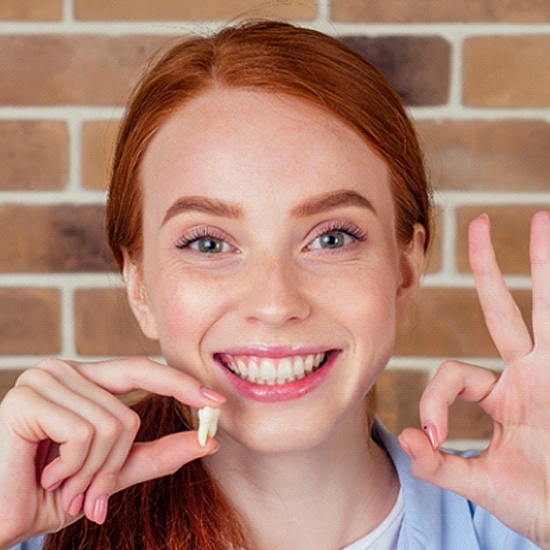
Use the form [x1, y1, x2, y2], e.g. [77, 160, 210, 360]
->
[398, 427, 488, 504]
[115, 431, 219, 493]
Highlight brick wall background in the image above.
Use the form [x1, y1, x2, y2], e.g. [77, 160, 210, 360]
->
[0, 0, 549, 448]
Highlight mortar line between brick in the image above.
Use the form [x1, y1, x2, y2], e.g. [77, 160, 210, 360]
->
[445, 439, 489, 452]
[0, 273, 124, 288]
[0, 190, 107, 203]
[440, 203, 459, 275]
[0, 21, 548, 36]
[67, 117, 82, 191]
[388, 356, 503, 371]
[63, 0, 75, 23]
[434, 190, 550, 205]
[422, 273, 533, 289]
[448, 35, 464, 109]
[61, 286, 77, 358]
[0, 107, 125, 119]
[316, 0, 331, 22]
[1, 106, 549, 123]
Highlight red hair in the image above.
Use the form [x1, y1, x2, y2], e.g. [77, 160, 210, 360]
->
[107, 20, 431, 270]
[46, 20, 431, 549]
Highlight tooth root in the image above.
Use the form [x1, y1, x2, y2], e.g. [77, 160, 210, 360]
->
[198, 421, 209, 447]
[197, 406, 221, 447]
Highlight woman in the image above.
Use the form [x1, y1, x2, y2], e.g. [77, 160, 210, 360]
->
[1, 21, 549, 549]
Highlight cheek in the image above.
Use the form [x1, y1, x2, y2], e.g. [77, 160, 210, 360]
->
[147, 270, 228, 361]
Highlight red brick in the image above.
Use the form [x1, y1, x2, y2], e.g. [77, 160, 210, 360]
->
[456, 205, 550, 275]
[376, 367, 493, 440]
[341, 35, 451, 106]
[425, 206, 442, 274]
[0, 289, 61, 354]
[447, 398, 493, 440]
[0, 204, 115, 273]
[464, 36, 550, 107]
[331, 0, 550, 22]
[0, 1, 62, 20]
[82, 120, 120, 190]
[0, 121, 68, 190]
[417, 120, 550, 192]
[75, 288, 161, 357]
[0, 35, 169, 106]
[376, 369, 427, 432]
[75, 0, 317, 21]
[395, 287, 532, 357]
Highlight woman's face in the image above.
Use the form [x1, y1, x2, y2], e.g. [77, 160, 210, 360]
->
[126, 89, 424, 453]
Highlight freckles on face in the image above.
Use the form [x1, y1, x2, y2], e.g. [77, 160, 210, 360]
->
[136, 88, 404, 404]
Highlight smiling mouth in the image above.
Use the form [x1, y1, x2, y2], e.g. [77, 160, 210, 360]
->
[216, 351, 333, 385]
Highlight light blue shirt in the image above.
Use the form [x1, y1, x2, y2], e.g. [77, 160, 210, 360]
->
[11, 420, 540, 549]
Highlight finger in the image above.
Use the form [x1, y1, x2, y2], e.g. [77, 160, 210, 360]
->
[81, 424, 220, 524]
[15, 367, 135, 494]
[56, 406, 140, 519]
[15, 367, 143, 521]
[70, 357, 226, 409]
[3, 384, 97, 488]
[113, 431, 219, 494]
[399, 427, 489, 505]
[530, 210, 550, 348]
[468, 214, 532, 362]
[419, 360, 500, 446]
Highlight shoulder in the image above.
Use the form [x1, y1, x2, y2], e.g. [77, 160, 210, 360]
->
[372, 419, 540, 550]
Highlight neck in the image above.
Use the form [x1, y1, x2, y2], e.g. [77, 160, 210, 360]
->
[204, 413, 399, 550]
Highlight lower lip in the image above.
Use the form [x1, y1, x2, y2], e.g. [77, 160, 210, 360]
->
[217, 351, 338, 403]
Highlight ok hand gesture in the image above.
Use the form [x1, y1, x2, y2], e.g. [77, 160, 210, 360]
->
[400, 211, 550, 548]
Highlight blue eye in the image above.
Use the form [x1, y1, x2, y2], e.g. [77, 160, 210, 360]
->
[312, 230, 351, 249]
[190, 236, 229, 253]
[308, 222, 368, 251]
[176, 228, 234, 254]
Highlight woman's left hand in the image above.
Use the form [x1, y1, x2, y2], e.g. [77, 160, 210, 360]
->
[399, 210, 550, 548]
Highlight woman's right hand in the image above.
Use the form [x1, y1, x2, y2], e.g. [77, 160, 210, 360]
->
[0, 357, 224, 548]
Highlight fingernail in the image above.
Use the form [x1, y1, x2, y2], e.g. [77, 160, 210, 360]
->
[200, 386, 226, 403]
[93, 495, 109, 525]
[68, 493, 85, 517]
[423, 423, 439, 449]
[46, 479, 63, 492]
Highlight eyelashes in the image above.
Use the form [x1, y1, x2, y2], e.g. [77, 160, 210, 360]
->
[175, 226, 234, 253]
[175, 220, 368, 254]
[313, 220, 368, 243]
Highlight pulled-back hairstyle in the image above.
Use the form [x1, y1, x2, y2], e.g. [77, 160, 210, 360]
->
[107, 19, 431, 270]
[46, 20, 431, 549]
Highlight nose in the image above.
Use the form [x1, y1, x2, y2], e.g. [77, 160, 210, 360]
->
[237, 254, 311, 327]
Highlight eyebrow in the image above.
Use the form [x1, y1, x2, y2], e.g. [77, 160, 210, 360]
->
[161, 189, 376, 227]
[290, 190, 376, 217]
[162, 196, 243, 227]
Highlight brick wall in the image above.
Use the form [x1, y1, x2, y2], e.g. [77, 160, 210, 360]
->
[1, 0, 549, 448]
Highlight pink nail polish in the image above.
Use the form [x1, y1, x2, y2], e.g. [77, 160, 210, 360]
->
[68, 493, 85, 517]
[200, 386, 226, 403]
[423, 423, 439, 449]
[93, 495, 109, 525]
[46, 479, 63, 492]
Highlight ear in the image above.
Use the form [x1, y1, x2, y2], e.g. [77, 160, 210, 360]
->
[396, 223, 426, 325]
[122, 249, 159, 340]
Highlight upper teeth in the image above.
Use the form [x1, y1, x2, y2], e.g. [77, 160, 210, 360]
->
[220, 353, 327, 385]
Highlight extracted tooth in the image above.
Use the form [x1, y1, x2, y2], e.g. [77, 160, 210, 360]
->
[197, 406, 221, 447]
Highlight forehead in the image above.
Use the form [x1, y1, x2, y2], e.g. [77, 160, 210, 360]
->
[140, 88, 393, 217]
